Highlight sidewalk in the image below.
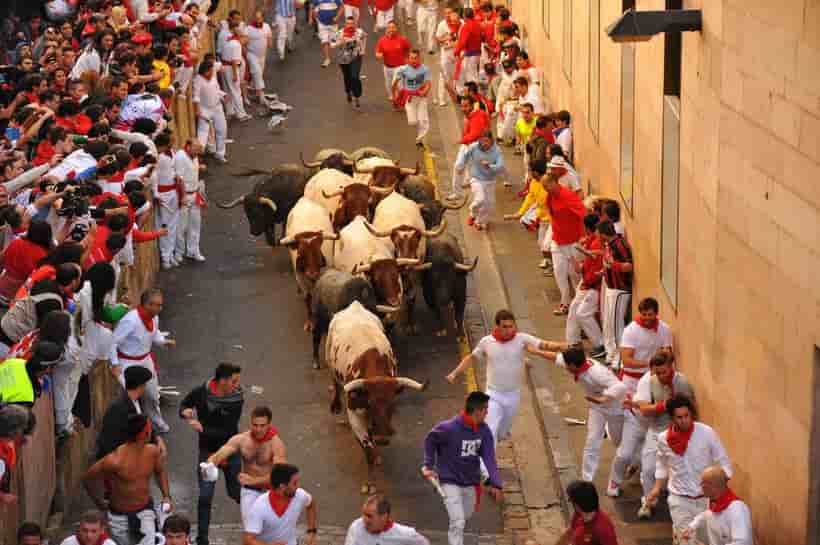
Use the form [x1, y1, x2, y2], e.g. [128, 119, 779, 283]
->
[427, 86, 674, 545]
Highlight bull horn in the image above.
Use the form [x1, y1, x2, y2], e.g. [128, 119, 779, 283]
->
[422, 218, 447, 238]
[321, 188, 345, 199]
[396, 258, 421, 267]
[216, 195, 246, 209]
[399, 162, 420, 175]
[370, 184, 394, 196]
[355, 164, 375, 174]
[454, 256, 479, 272]
[300, 152, 321, 168]
[396, 377, 428, 391]
[322, 232, 340, 241]
[353, 263, 372, 274]
[342, 158, 355, 166]
[413, 262, 433, 271]
[258, 197, 277, 213]
[442, 194, 469, 210]
[375, 304, 402, 313]
[363, 221, 392, 238]
[343, 378, 368, 393]
[279, 234, 296, 245]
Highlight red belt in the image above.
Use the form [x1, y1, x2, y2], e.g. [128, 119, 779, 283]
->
[117, 350, 151, 361]
[157, 184, 177, 192]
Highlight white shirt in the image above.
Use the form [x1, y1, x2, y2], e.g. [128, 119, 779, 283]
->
[344, 518, 430, 545]
[46, 149, 97, 181]
[69, 47, 101, 79]
[246, 22, 273, 58]
[472, 333, 542, 393]
[222, 36, 244, 64]
[435, 19, 460, 53]
[559, 167, 581, 192]
[620, 320, 673, 375]
[156, 153, 175, 186]
[60, 536, 117, 545]
[245, 489, 313, 545]
[514, 66, 540, 87]
[655, 422, 733, 497]
[555, 357, 626, 413]
[173, 149, 202, 193]
[111, 129, 159, 161]
[193, 74, 225, 114]
[110, 309, 169, 367]
[518, 86, 544, 114]
[690, 500, 754, 545]
[634, 371, 693, 433]
[555, 127, 573, 158]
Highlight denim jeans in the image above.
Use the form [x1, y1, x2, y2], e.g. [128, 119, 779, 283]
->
[197, 451, 241, 545]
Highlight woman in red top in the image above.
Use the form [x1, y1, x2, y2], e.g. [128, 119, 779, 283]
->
[557, 480, 618, 545]
[13, 242, 85, 303]
[0, 221, 54, 306]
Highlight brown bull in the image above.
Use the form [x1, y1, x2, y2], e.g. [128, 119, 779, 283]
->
[353, 257, 419, 308]
[322, 183, 393, 231]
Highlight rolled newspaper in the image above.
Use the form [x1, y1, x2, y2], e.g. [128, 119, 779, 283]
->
[420, 466, 446, 498]
[199, 462, 219, 482]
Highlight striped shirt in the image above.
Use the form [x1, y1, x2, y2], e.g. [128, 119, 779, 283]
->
[276, 0, 296, 18]
[603, 234, 632, 291]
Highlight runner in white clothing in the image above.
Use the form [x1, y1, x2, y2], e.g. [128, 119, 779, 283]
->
[221, 22, 252, 122]
[344, 495, 430, 545]
[59, 511, 117, 545]
[243, 464, 317, 545]
[682, 466, 753, 545]
[153, 133, 180, 270]
[193, 60, 228, 163]
[434, 9, 461, 106]
[245, 11, 274, 105]
[446, 309, 550, 447]
[415, 0, 438, 54]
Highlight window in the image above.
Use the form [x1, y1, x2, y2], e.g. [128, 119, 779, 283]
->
[620, 43, 635, 214]
[562, 0, 572, 81]
[660, 0, 682, 307]
[588, 0, 600, 139]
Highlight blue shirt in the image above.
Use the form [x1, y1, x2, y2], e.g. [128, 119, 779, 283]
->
[276, 0, 296, 18]
[454, 141, 505, 181]
[395, 64, 431, 92]
[312, 0, 342, 25]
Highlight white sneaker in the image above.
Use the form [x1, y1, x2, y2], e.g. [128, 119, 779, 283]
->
[605, 481, 621, 498]
[538, 258, 549, 269]
[187, 253, 206, 262]
[637, 497, 653, 519]
[437, 101, 447, 107]
[214, 155, 228, 164]
[321, 58, 331, 67]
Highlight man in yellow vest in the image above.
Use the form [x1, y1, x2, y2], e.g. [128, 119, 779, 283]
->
[0, 341, 64, 406]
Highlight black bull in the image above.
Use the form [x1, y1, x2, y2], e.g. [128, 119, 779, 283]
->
[423, 233, 478, 337]
[216, 164, 311, 245]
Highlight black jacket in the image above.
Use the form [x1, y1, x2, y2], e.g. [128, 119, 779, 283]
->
[179, 381, 244, 454]
[96, 392, 156, 459]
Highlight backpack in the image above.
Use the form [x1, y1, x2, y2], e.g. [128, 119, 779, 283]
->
[1, 292, 64, 343]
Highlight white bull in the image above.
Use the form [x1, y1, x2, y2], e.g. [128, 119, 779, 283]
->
[353, 156, 396, 183]
[366, 192, 446, 261]
[303, 168, 358, 217]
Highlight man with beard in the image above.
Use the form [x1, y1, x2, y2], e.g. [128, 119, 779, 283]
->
[201, 406, 287, 530]
[243, 464, 317, 545]
[180, 363, 244, 545]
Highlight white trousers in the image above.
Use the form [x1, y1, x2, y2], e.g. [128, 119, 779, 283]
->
[374, 7, 394, 31]
[224, 63, 248, 118]
[566, 285, 603, 347]
[240, 487, 265, 529]
[405, 96, 429, 140]
[344, 4, 360, 21]
[469, 178, 496, 226]
[451, 144, 469, 195]
[456, 55, 479, 94]
[155, 191, 179, 264]
[247, 51, 266, 91]
[276, 15, 296, 59]
[196, 110, 227, 159]
[441, 483, 476, 545]
[118, 357, 168, 432]
[486, 388, 520, 443]
[608, 410, 648, 491]
[582, 406, 624, 482]
[438, 51, 456, 104]
[668, 494, 708, 545]
[383, 65, 398, 98]
[640, 428, 660, 499]
[397, 0, 414, 20]
[550, 242, 581, 306]
[416, 7, 437, 52]
[108, 506, 157, 545]
[497, 102, 518, 141]
[537, 221, 552, 252]
[602, 283, 631, 366]
[176, 197, 202, 258]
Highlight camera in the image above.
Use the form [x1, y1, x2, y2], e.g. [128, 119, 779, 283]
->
[68, 222, 89, 242]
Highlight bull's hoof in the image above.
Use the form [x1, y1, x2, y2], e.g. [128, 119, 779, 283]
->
[434, 328, 447, 337]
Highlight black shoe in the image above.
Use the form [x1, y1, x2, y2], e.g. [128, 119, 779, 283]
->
[354, 98, 361, 109]
[590, 346, 606, 359]
[347, 93, 352, 103]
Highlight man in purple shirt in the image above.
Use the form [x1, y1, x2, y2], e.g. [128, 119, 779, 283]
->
[422, 392, 503, 545]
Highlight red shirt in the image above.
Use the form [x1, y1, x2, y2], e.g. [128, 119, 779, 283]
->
[580, 235, 603, 290]
[83, 225, 114, 270]
[32, 140, 55, 166]
[546, 185, 586, 245]
[14, 264, 56, 302]
[461, 107, 490, 145]
[570, 511, 618, 545]
[344, 0, 361, 6]
[1, 239, 49, 282]
[376, 34, 411, 68]
[454, 18, 483, 56]
[373, 0, 395, 11]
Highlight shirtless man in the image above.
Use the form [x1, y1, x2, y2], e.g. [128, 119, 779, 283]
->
[200, 406, 287, 529]
[83, 414, 172, 545]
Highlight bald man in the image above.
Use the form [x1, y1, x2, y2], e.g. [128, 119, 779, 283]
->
[681, 466, 753, 545]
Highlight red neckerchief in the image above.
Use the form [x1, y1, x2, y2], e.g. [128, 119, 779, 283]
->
[136, 306, 155, 332]
[228, 34, 240, 41]
[408, 61, 422, 69]
[251, 21, 264, 28]
[268, 490, 292, 517]
[634, 315, 659, 331]
[95, 532, 112, 545]
[367, 519, 395, 534]
[109, 170, 125, 183]
[0, 439, 17, 469]
[710, 488, 739, 513]
[208, 379, 219, 395]
[491, 327, 516, 343]
[460, 411, 478, 432]
[447, 19, 461, 34]
[251, 425, 278, 444]
[132, 419, 152, 442]
[666, 423, 694, 456]
[518, 60, 531, 70]
[571, 360, 592, 382]
[343, 25, 357, 38]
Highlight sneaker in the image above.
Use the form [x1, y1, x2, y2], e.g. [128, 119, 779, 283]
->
[438, 101, 447, 107]
[187, 253, 206, 262]
[353, 98, 361, 109]
[591, 346, 607, 359]
[213, 155, 228, 164]
[321, 58, 331, 67]
[606, 481, 621, 498]
[637, 497, 653, 520]
[542, 267, 554, 277]
[503, 181, 512, 187]
[161, 260, 173, 270]
[538, 258, 549, 269]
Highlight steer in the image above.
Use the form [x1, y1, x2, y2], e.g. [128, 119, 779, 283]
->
[300, 148, 354, 176]
[335, 216, 419, 312]
[216, 164, 311, 245]
[423, 233, 478, 338]
[326, 300, 427, 493]
[281, 197, 339, 330]
[311, 269, 398, 369]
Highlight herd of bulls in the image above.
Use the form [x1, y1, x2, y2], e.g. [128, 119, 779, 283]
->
[218, 147, 478, 492]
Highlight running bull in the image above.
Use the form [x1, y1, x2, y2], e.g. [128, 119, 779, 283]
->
[304, 169, 393, 231]
[326, 300, 427, 493]
[300, 148, 355, 176]
[396, 175, 469, 229]
[423, 233, 478, 338]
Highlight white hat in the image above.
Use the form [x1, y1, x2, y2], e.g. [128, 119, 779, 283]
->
[547, 156, 569, 171]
